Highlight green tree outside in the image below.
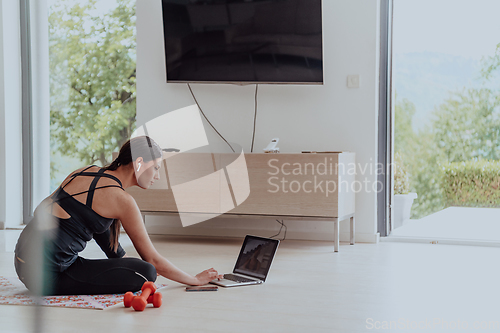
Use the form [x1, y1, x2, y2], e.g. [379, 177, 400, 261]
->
[395, 43, 500, 219]
[433, 88, 500, 163]
[49, 0, 136, 188]
[394, 96, 446, 219]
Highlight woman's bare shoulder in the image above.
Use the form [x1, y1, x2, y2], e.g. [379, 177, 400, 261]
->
[46, 165, 94, 196]
[69, 165, 97, 177]
[59, 165, 97, 186]
[108, 189, 141, 218]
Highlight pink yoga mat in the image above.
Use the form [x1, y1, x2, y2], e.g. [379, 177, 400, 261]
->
[0, 276, 167, 310]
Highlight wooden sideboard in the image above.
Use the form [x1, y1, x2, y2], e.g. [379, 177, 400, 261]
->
[126, 152, 355, 252]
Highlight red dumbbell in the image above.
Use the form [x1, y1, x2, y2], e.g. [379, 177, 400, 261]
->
[123, 282, 163, 311]
[128, 282, 162, 311]
[124, 291, 163, 309]
[124, 291, 135, 308]
[148, 292, 163, 308]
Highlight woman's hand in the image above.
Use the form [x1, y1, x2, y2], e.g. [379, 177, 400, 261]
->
[193, 268, 224, 285]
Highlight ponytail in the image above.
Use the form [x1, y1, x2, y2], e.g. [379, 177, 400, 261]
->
[105, 136, 162, 252]
[110, 219, 122, 253]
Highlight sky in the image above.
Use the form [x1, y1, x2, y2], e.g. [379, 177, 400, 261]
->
[393, 0, 500, 60]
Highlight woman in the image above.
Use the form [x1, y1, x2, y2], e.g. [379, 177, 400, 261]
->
[15, 136, 222, 295]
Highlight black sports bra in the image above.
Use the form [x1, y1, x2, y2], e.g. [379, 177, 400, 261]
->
[51, 165, 124, 225]
[15, 165, 127, 273]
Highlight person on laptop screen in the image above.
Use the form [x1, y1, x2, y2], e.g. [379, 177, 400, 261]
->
[241, 245, 263, 272]
[211, 235, 279, 288]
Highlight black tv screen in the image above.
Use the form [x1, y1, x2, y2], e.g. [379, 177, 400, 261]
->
[161, 0, 323, 84]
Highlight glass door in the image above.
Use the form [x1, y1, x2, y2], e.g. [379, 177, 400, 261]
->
[391, 0, 500, 241]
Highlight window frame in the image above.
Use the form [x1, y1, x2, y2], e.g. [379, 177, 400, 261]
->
[20, 0, 51, 224]
[378, 0, 394, 237]
[20, 0, 34, 224]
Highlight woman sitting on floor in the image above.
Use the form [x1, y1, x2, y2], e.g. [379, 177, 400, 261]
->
[14, 136, 222, 295]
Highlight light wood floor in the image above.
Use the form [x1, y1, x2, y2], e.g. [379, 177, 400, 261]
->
[1, 230, 499, 333]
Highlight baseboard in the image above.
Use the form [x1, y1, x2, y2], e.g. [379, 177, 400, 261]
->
[381, 236, 500, 248]
[145, 215, 379, 243]
[0, 221, 4, 230]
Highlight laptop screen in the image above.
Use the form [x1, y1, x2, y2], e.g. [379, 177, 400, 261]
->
[233, 235, 280, 281]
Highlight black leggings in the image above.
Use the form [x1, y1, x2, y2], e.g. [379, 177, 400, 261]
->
[16, 256, 157, 296]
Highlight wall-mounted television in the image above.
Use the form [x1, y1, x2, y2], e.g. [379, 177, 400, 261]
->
[161, 0, 323, 84]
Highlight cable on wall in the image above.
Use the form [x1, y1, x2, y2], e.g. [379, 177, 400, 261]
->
[250, 84, 258, 152]
[270, 219, 287, 241]
[187, 83, 235, 152]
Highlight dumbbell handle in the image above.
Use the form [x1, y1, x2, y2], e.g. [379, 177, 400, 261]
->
[131, 286, 155, 311]
[139, 287, 153, 301]
[124, 293, 156, 308]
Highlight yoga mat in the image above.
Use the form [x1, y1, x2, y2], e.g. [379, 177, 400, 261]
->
[0, 276, 167, 310]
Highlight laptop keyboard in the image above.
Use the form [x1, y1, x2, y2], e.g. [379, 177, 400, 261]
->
[223, 274, 256, 283]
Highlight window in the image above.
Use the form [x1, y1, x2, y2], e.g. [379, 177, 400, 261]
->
[391, 0, 500, 237]
[48, 0, 137, 191]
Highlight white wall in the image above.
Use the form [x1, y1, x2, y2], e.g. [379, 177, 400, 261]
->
[0, 0, 23, 229]
[136, 0, 381, 243]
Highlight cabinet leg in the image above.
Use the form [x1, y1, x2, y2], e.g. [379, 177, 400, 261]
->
[142, 213, 146, 224]
[350, 216, 355, 245]
[334, 219, 339, 252]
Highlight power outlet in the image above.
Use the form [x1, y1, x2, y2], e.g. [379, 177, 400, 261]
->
[347, 75, 360, 88]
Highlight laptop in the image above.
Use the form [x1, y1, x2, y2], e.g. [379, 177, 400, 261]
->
[210, 235, 280, 287]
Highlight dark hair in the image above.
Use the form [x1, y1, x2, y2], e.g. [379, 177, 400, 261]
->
[105, 136, 162, 251]
[105, 136, 162, 171]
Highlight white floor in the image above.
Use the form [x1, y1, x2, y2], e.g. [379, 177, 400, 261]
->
[1, 230, 500, 333]
[389, 207, 500, 246]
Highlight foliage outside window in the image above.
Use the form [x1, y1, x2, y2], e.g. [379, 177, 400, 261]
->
[442, 160, 500, 207]
[394, 43, 500, 219]
[49, 0, 136, 190]
[393, 152, 410, 195]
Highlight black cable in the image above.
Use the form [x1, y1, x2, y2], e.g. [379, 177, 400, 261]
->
[187, 83, 235, 152]
[250, 84, 258, 152]
[270, 219, 287, 241]
[269, 222, 283, 239]
[280, 219, 287, 240]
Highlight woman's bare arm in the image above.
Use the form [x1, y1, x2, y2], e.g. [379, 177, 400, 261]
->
[115, 192, 222, 285]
